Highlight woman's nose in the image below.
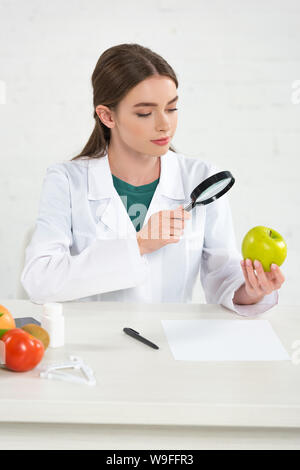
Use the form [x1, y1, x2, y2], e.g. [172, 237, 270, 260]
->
[155, 116, 171, 131]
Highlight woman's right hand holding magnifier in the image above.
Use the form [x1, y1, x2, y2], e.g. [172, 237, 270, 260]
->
[136, 205, 191, 256]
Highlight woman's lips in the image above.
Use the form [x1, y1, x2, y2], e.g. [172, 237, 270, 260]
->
[151, 137, 170, 146]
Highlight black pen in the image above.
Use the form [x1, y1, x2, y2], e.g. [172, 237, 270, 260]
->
[123, 327, 159, 350]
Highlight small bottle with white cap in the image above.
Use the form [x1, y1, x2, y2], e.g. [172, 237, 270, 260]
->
[40, 303, 65, 348]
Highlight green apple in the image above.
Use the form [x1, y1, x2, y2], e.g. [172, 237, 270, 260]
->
[241, 226, 287, 272]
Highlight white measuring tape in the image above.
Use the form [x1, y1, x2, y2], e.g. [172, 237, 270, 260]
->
[39, 355, 96, 386]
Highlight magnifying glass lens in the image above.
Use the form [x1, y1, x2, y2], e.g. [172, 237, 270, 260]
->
[196, 177, 232, 203]
[184, 171, 235, 211]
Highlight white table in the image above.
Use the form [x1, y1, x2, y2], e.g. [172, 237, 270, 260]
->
[0, 299, 300, 450]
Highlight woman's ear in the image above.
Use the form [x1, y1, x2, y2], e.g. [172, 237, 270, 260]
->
[95, 105, 115, 129]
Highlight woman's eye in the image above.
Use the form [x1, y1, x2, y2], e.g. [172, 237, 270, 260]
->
[136, 108, 178, 118]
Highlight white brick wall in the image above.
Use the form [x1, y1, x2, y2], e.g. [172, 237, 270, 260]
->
[0, 0, 299, 305]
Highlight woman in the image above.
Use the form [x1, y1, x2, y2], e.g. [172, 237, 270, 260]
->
[21, 43, 285, 315]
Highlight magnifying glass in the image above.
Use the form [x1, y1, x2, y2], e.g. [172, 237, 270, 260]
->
[184, 171, 235, 212]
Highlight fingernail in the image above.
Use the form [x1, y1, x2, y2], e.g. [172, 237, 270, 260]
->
[254, 260, 260, 268]
[271, 264, 277, 270]
[240, 260, 244, 267]
[246, 259, 252, 266]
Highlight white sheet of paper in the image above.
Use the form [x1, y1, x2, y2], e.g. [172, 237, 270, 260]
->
[161, 320, 290, 361]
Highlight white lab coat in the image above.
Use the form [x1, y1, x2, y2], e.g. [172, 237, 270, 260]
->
[21, 149, 278, 316]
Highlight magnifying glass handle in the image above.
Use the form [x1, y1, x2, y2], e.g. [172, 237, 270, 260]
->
[183, 202, 194, 212]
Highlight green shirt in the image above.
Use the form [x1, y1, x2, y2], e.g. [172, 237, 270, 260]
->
[112, 174, 160, 232]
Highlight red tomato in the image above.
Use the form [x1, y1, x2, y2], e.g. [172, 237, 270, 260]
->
[1, 328, 44, 372]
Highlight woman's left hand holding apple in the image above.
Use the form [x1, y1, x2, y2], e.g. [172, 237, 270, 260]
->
[239, 258, 285, 302]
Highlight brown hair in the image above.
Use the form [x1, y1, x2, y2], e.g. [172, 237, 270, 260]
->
[71, 43, 178, 161]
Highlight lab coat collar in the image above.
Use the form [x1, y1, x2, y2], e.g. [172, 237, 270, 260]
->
[87, 149, 186, 236]
[87, 149, 185, 201]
